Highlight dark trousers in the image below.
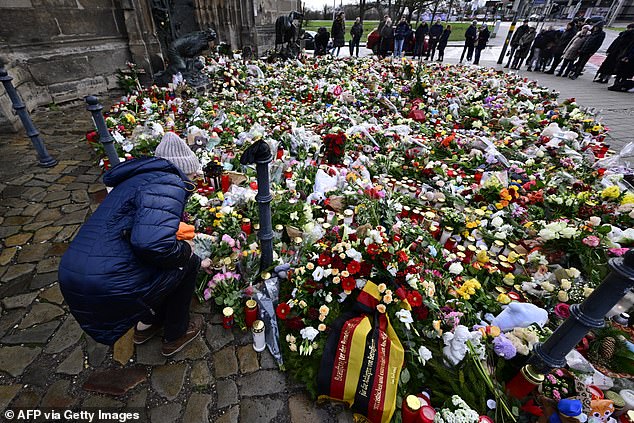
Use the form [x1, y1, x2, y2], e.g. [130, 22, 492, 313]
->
[380, 38, 392, 58]
[437, 45, 447, 61]
[548, 54, 563, 72]
[572, 53, 593, 76]
[349, 37, 360, 56]
[141, 254, 198, 342]
[460, 44, 474, 62]
[413, 40, 424, 58]
[505, 46, 518, 67]
[427, 38, 438, 59]
[558, 59, 575, 76]
[474, 46, 485, 64]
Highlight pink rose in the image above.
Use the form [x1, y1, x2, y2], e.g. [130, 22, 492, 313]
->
[582, 235, 600, 247]
[608, 247, 629, 256]
[554, 303, 571, 319]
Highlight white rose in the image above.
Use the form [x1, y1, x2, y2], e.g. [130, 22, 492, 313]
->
[448, 262, 464, 275]
[491, 216, 504, 228]
[417, 346, 432, 365]
[560, 227, 577, 239]
[560, 279, 572, 290]
[300, 326, 319, 342]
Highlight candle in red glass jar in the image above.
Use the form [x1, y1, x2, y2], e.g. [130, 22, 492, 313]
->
[241, 218, 252, 235]
[221, 174, 231, 193]
[401, 395, 422, 423]
[419, 405, 437, 423]
[245, 299, 258, 328]
[222, 307, 234, 329]
[506, 365, 544, 399]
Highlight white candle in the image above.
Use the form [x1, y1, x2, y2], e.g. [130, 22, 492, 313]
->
[252, 320, 266, 352]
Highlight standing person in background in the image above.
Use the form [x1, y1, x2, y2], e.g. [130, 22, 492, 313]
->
[427, 19, 444, 60]
[377, 14, 389, 55]
[569, 22, 605, 80]
[537, 26, 561, 71]
[511, 26, 536, 70]
[349, 17, 364, 57]
[379, 18, 394, 58]
[546, 22, 577, 74]
[460, 20, 478, 63]
[331, 12, 346, 57]
[413, 22, 429, 60]
[315, 27, 330, 56]
[473, 23, 490, 65]
[557, 24, 591, 77]
[393, 17, 410, 58]
[437, 25, 451, 62]
[526, 28, 547, 71]
[505, 20, 530, 68]
[608, 41, 634, 92]
[594, 23, 634, 83]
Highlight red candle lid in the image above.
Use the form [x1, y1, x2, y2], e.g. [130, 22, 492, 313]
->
[588, 385, 604, 400]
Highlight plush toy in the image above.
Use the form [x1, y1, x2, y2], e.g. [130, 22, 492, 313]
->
[588, 399, 616, 423]
[548, 399, 588, 423]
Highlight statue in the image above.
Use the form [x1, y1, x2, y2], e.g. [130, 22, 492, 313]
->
[155, 28, 217, 86]
[272, 11, 304, 60]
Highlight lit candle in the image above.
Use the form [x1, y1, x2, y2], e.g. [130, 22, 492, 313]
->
[245, 299, 258, 328]
[221, 174, 231, 193]
[252, 320, 266, 352]
[222, 307, 234, 329]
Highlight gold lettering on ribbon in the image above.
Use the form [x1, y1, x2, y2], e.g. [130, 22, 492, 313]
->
[359, 338, 377, 398]
[334, 323, 353, 382]
[373, 332, 388, 410]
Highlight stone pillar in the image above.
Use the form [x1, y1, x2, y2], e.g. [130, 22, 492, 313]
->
[121, 0, 165, 76]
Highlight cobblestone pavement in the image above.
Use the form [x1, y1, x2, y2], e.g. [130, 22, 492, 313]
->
[0, 98, 352, 422]
[0, 49, 631, 421]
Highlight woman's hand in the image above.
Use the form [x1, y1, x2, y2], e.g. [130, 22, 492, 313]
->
[200, 258, 214, 274]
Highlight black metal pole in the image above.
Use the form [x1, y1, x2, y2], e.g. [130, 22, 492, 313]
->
[240, 140, 274, 271]
[0, 67, 57, 167]
[85, 96, 121, 167]
[528, 250, 634, 374]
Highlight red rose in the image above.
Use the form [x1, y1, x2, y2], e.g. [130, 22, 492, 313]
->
[276, 303, 291, 320]
[553, 303, 571, 319]
[347, 260, 361, 275]
[413, 305, 429, 320]
[407, 291, 423, 308]
[341, 277, 356, 293]
[285, 316, 305, 330]
[317, 253, 331, 266]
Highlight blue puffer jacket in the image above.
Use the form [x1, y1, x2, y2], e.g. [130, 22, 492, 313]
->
[58, 157, 197, 345]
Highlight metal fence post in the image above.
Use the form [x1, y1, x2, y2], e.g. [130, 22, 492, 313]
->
[85, 96, 121, 168]
[0, 67, 57, 167]
[240, 140, 274, 271]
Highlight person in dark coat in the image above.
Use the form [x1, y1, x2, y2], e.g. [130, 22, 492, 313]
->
[546, 22, 577, 74]
[526, 28, 548, 71]
[537, 27, 561, 71]
[427, 19, 444, 60]
[569, 22, 605, 79]
[330, 12, 346, 56]
[473, 24, 490, 65]
[557, 25, 591, 76]
[505, 20, 530, 68]
[349, 17, 363, 57]
[379, 18, 394, 58]
[315, 27, 330, 56]
[460, 20, 478, 63]
[413, 22, 429, 59]
[59, 133, 213, 355]
[608, 42, 634, 92]
[595, 23, 634, 83]
[394, 17, 410, 58]
[437, 25, 451, 61]
[511, 26, 536, 70]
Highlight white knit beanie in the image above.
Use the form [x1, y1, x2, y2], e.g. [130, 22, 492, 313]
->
[155, 132, 202, 175]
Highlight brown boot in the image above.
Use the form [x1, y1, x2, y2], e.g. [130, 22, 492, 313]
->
[161, 315, 203, 357]
[133, 324, 162, 345]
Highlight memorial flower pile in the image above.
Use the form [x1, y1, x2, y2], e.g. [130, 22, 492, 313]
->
[95, 55, 634, 422]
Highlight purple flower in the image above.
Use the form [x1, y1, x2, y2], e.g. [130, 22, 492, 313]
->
[492, 335, 517, 359]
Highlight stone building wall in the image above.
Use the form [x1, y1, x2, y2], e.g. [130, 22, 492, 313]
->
[0, 0, 298, 133]
[0, 0, 135, 132]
